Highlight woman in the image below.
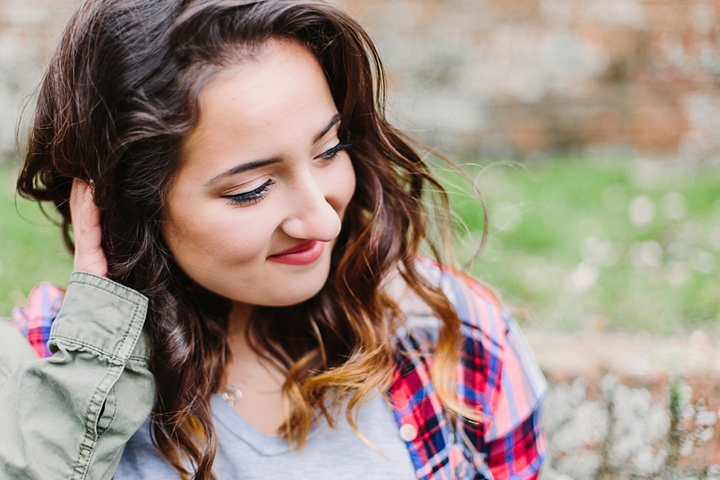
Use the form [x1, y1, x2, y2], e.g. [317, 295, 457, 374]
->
[0, 0, 546, 479]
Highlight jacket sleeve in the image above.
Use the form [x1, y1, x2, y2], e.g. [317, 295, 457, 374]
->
[0, 271, 155, 480]
[0, 323, 37, 391]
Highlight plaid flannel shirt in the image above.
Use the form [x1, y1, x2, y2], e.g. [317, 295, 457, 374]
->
[13, 261, 546, 480]
[388, 259, 547, 480]
[11, 282, 65, 358]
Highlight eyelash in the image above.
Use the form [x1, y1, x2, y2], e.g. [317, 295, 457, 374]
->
[224, 179, 275, 206]
[317, 142, 351, 160]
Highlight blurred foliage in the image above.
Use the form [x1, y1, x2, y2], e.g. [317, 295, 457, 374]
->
[2, 159, 720, 335]
[0, 166, 72, 317]
[441, 157, 720, 334]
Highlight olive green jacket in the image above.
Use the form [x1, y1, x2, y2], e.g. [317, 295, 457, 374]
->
[0, 272, 155, 480]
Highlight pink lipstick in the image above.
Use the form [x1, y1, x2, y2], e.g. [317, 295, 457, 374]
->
[268, 240, 325, 265]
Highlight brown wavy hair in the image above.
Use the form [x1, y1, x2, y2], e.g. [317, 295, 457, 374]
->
[17, 0, 477, 478]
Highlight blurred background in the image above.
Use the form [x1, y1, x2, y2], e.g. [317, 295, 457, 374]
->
[5, 0, 719, 334]
[1, 0, 720, 476]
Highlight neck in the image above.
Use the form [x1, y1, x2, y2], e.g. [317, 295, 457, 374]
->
[227, 302, 255, 359]
[224, 303, 287, 436]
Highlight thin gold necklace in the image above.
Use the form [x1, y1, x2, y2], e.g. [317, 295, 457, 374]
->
[221, 363, 261, 406]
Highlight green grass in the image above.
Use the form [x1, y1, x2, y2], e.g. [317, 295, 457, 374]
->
[0, 165, 73, 317]
[441, 157, 720, 334]
[2, 158, 720, 334]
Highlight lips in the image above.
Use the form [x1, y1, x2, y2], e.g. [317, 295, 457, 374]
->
[267, 240, 325, 265]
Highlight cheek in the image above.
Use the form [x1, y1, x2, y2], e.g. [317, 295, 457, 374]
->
[336, 157, 357, 216]
[163, 205, 275, 269]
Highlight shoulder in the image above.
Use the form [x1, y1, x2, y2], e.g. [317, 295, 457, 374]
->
[0, 318, 38, 391]
[411, 256, 506, 342]
[407, 257, 547, 438]
[389, 256, 515, 367]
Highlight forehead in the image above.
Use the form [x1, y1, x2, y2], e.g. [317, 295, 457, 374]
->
[177, 38, 339, 177]
[201, 40, 326, 120]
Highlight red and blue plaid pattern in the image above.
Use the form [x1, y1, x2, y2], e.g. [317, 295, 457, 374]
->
[389, 259, 547, 480]
[11, 283, 65, 358]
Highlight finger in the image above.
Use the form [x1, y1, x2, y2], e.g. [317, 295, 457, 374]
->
[70, 179, 108, 276]
[69, 179, 88, 238]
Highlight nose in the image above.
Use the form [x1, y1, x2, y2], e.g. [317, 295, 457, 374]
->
[280, 171, 342, 242]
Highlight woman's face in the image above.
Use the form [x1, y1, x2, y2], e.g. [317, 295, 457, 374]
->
[163, 39, 356, 313]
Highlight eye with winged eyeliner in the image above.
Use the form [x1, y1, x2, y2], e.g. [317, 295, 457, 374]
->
[223, 179, 275, 206]
[316, 143, 351, 161]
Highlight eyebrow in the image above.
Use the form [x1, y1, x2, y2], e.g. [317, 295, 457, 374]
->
[205, 113, 342, 187]
[314, 113, 341, 143]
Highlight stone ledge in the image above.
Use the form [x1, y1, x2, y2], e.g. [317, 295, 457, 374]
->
[527, 331, 720, 479]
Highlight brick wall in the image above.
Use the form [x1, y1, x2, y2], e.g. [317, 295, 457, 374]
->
[2, 0, 719, 160]
[530, 330, 720, 479]
[341, 0, 720, 160]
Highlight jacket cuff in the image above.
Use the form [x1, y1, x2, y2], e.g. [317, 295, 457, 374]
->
[49, 271, 150, 362]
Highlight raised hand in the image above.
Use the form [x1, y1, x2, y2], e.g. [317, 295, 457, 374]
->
[69, 179, 108, 277]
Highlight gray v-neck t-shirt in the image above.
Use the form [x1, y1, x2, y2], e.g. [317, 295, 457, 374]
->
[114, 393, 417, 479]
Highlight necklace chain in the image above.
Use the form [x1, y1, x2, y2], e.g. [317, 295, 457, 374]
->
[221, 363, 261, 406]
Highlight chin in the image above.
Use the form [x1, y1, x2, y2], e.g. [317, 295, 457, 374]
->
[269, 284, 327, 307]
[267, 262, 333, 307]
